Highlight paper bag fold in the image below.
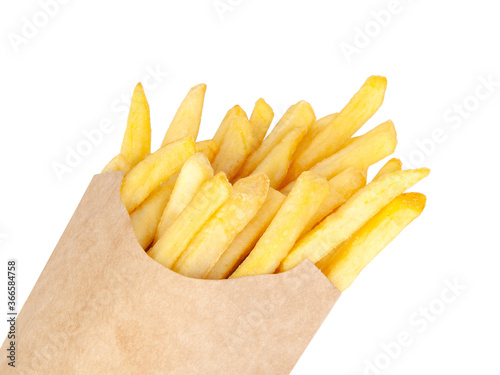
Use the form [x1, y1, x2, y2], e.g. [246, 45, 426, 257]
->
[1, 172, 340, 374]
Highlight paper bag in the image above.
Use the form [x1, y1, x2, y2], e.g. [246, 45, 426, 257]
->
[0, 172, 341, 374]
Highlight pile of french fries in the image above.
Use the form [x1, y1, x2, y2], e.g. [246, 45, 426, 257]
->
[103, 76, 429, 292]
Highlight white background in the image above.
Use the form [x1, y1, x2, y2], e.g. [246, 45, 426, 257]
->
[1, 0, 499, 373]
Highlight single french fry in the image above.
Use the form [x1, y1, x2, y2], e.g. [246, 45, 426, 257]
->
[278, 168, 430, 272]
[102, 154, 132, 174]
[206, 188, 286, 279]
[283, 76, 387, 185]
[230, 171, 330, 278]
[300, 168, 367, 237]
[213, 105, 246, 147]
[121, 137, 196, 212]
[173, 174, 270, 279]
[195, 140, 219, 162]
[161, 84, 206, 146]
[212, 109, 255, 180]
[292, 113, 338, 159]
[154, 153, 214, 242]
[374, 158, 403, 180]
[120, 83, 151, 166]
[148, 172, 232, 268]
[237, 101, 315, 178]
[129, 178, 176, 249]
[322, 193, 426, 291]
[249, 98, 274, 148]
[252, 126, 307, 188]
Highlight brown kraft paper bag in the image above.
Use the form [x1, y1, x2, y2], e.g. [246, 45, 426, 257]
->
[0, 172, 341, 374]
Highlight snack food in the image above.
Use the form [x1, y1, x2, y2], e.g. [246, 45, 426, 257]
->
[106, 77, 428, 291]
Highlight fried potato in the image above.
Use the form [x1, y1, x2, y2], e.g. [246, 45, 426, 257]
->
[120, 83, 151, 166]
[300, 168, 367, 237]
[206, 188, 286, 280]
[230, 171, 329, 278]
[213, 105, 246, 147]
[278, 168, 430, 272]
[161, 84, 206, 146]
[129, 178, 176, 249]
[249, 98, 274, 148]
[292, 113, 338, 159]
[195, 139, 219, 162]
[154, 153, 214, 242]
[283, 76, 387, 185]
[148, 172, 232, 268]
[321, 193, 426, 291]
[308, 120, 396, 179]
[237, 101, 315, 178]
[101, 153, 132, 174]
[173, 174, 270, 279]
[121, 137, 196, 212]
[374, 158, 403, 180]
[212, 109, 255, 180]
[252, 126, 307, 188]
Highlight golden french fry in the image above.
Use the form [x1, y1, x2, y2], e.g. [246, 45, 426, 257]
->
[237, 101, 315, 178]
[120, 83, 151, 166]
[283, 76, 387, 185]
[249, 98, 274, 148]
[374, 158, 403, 180]
[322, 193, 426, 291]
[212, 109, 255, 180]
[292, 113, 338, 159]
[278, 168, 430, 272]
[195, 140, 219, 162]
[230, 171, 329, 278]
[148, 172, 232, 268]
[101, 154, 132, 174]
[206, 188, 286, 279]
[121, 137, 196, 212]
[173, 174, 270, 279]
[154, 153, 214, 242]
[129, 178, 176, 249]
[213, 105, 246, 147]
[161, 84, 206, 146]
[300, 168, 367, 237]
[252, 126, 307, 188]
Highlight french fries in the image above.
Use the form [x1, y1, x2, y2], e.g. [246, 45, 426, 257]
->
[278, 168, 429, 272]
[320, 193, 426, 291]
[283, 76, 387, 185]
[161, 84, 206, 146]
[173, 174, 270, 279]
[148, 172, 232, 268]
[206, 188, 286, 280]
[300, 167, 367, 237]
[212, 108, 255, 180]
[236, 101, 315, 178]
[154, 153, 213, 242]
[103, 77, 428, 295]
[374, 158, 403, 179]
[231, 171, 329, 278]
[281, 120, 397, 192]
[120, 137, 196, 212]
[120, 83, 151, 166]
[195, 140, 219, 163]
[102, 153, 132, 174]
[129, 178, 176, 249]
[251, 126, 307, 188]
[249, 98, 274, 148]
